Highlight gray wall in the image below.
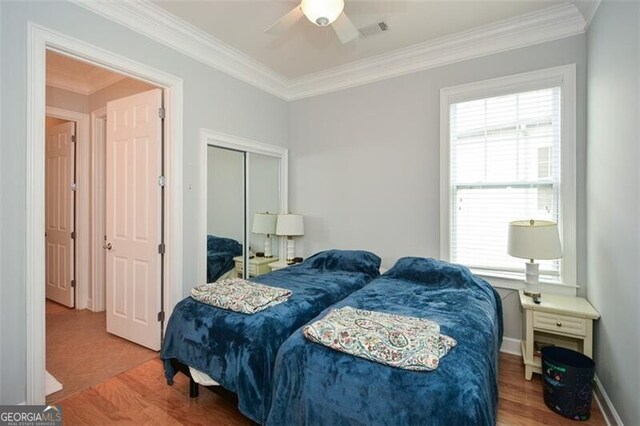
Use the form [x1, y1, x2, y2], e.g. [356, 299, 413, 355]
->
[88, 78, 156, 112]
[47, 78, 157, 113]
[288, 35, 587, 342]
[0, 1, 287, 404]
[586, 2, 639, 423]
[46, 86, 89, 112]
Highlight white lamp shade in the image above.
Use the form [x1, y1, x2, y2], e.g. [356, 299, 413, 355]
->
[301, 0, 344, 26]
[252, 213, 276, 235]
[508, 219, 562, 260]
[276, 214, 304, 236]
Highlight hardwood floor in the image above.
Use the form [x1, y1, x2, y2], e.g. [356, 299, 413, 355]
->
[497, 354, 605, 425]
[57, 352, 606, 425]
[46, 300, 158, 403]
[59, 358, 251, 425]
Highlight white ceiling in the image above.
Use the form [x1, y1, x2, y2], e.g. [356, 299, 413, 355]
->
[47, 51, 125, 95]
[152, 0, 569, 79]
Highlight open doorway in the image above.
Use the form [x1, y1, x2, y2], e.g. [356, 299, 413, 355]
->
[26, 25, 184, 405]
[44, 51, 163, 403]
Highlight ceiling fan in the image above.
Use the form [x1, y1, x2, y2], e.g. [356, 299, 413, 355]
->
[265, 0, 360, 44]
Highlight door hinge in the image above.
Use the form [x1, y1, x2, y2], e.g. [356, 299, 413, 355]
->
[71, 279, 76, 288]
[158, 176, 166, 187]
[158, 107, 166, 119]
[157, 311, 165, 322]
[71, 231, 76, 240]
[70, 182, 77, 191]
[158, 243, 166, 255]
[71, 135, 77, 143]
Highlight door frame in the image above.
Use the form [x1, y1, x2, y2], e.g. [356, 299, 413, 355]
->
[45, 107, 90, 310]
[198, 129, 288, 285]
[26, 22, 184, 404]
[90, 106, 107, 312]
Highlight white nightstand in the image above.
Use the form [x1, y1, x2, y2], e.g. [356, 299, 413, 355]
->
[519, 290, 600, 380]
[233, 256, 278, 277]
[268, 261, 290, 272]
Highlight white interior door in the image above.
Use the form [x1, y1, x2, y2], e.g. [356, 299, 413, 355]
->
[45, 121, 76, 308]
[105, 88, 162, 351]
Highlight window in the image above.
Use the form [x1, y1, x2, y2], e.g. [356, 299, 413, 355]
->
[440, 66, 576, 285]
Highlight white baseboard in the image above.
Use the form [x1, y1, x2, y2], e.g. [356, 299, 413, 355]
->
[593, 375, 624, 426]
[500, 337, 522, 356]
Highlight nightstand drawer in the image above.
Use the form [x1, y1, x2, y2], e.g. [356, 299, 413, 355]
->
[235, 263, 259, 276]
[533, 311, 587, 336]
[248, 263, 258, 276]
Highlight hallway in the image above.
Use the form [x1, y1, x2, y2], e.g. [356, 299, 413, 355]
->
[46, 300, 157, 403]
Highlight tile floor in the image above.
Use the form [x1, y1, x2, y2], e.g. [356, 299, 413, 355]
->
[46, 300, 157, 403]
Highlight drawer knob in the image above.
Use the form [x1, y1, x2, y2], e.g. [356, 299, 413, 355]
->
[556, 321, 562, 327]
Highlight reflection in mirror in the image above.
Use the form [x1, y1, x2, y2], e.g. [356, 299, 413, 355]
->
[207, 146, 245, 281]
[248, 154, 281, 265]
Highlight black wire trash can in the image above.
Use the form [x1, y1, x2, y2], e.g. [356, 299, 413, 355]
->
[541, 346, 595, 421]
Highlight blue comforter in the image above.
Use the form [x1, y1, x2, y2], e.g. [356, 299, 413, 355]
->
[207, 235, 242, 282]
[161, 250, 381, 424]
[266, 257, 503, 426]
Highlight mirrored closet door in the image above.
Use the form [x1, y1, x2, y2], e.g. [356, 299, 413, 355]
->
[206, 146, 246, 281]
[200, 131, 288, 284]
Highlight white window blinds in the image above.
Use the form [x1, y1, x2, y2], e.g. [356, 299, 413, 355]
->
[449, 87, 562, 279]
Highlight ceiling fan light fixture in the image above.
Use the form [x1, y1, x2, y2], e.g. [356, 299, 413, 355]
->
[301, 0, 344, 27]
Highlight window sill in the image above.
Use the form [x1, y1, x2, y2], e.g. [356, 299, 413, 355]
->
[470, 268, 579, 296]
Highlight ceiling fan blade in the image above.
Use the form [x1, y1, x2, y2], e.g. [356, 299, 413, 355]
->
[332, 12, 360, 44]
[265, 5, 304, 36]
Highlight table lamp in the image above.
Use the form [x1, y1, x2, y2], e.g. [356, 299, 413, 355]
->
[276, 214, 304, 264]
[508, 219, 562, 303]
[252, 213, 277, 258]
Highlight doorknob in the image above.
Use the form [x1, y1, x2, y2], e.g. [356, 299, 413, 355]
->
[103, 242, 112, 250]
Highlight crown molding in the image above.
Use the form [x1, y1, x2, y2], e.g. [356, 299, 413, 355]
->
[574, 0, 602, 30]
[69, 0, 290, 99]
[286, 3, 587, 99]
[70, 1, 588, 101]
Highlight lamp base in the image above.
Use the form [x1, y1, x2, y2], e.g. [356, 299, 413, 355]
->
[524, 261, 542, 304]
[264, 235, 273, 259]
[523, 289, 542, 304]
[286, 238, 295, 264]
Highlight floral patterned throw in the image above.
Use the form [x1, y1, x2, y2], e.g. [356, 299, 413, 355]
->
[303, 306, 456, 371]
[191, 278, 292, 315]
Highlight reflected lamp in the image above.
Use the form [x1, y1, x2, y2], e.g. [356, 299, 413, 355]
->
[252, 213, 277, 258]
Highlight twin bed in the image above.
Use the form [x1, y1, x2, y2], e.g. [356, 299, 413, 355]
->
[161, 250, 503, 425]
[162, 250, 382, 423]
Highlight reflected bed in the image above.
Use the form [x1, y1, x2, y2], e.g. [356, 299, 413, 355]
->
[206, 235, 242, 283]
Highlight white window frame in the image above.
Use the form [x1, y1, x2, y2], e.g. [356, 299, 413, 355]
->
[440, 65, 576, 291]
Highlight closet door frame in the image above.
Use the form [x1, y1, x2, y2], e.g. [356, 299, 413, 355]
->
[198, 129, 288, 284]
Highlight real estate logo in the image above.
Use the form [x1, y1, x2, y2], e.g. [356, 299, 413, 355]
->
[0, 405, 62, 426]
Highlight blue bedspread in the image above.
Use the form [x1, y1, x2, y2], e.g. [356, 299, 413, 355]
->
[206, 235, 242, 282]
[266, 257, 503, 426]
[161, 250, 381, 424]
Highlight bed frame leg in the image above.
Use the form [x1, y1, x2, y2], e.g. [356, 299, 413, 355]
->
[189, 377, 199, 398]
